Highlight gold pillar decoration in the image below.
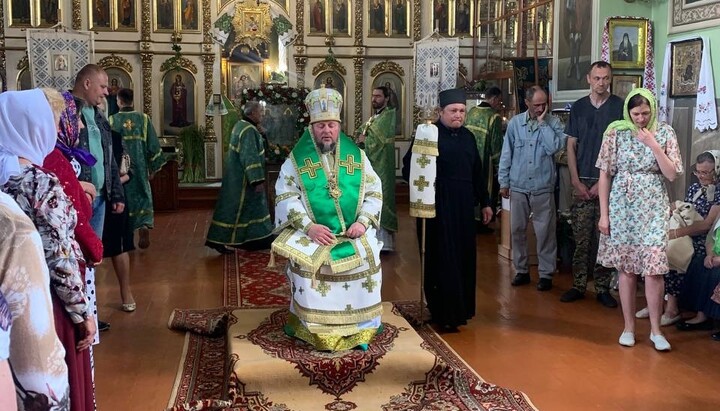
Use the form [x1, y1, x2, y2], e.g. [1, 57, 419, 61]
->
[295, 0, 305, 46]
[0, 0, 5, 92]
[413, 0, 421, 41]
[294, 0, 306, 88]
[354, 0, 363, 46]
[202, 0, 216, 145]
[141, 0, 151, 42]
[294, 53, 307, 88]
[353, 54, 364, 132]
[140, 52, 153, 116]
[72, 0, 81, 30]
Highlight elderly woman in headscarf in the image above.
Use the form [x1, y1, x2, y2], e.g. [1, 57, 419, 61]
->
[635, 151, 720, 327]
[41, 90, 104, 410]
[0, 89, 72, 408]
[0, 88, 96, 409]
[596, 87, 683, 351]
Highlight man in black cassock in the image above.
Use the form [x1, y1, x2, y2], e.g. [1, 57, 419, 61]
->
[402, 88, 493, 331]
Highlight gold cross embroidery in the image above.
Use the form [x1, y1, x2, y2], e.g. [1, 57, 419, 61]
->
[284, 175, 295, 186]
[362, 276, 378, 293]
[339, 154, 361, 175]
[316, 281, 331, 297]
[123, 119, 134, 130]
[413, 176, 430, 192]
[416, 154, 431, 168]
[298, 158, 322, 178]
[295, 236, 311, 247]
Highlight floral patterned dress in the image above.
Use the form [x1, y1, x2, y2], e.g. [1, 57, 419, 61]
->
[595, 123, 683, 276]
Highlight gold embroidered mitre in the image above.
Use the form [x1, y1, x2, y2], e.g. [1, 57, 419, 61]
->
[305, 85, 343, 124]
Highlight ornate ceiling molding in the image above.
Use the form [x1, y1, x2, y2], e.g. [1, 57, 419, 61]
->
[97, 54, 133, 72]
[312, 60, 346, 76]
[370, 61, 405, 78]
[160, 56, 198, 74]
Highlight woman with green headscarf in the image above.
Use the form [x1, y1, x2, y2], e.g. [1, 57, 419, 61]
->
[595, 87, 683, 351]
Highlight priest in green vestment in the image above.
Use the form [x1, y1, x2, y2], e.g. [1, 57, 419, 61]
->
[108, 88, 166, 244]
[357, 86, 397, 251]
[271, 85, 384, 351]
[466, 86, 503, 224]
[205, 101, 273, 253]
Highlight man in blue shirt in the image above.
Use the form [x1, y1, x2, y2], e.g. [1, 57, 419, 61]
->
[498, 86, 566, 291]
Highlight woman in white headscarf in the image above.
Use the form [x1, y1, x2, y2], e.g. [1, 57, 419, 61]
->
[0, 88, 96, 409]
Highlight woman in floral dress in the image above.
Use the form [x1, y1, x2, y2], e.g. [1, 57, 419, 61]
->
[596, 88, 683, 351]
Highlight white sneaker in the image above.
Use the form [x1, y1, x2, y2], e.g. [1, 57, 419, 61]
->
[635, 307, 649, 319]
[650, 333, 671, 351]
[618, 331, 635, 347]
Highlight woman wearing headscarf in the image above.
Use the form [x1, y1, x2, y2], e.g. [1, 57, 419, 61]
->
[635, 151, 720, 326]
[596, 87, 683, 351]
[0, 89, 71, 409]
[0, 88, 96, 409]
[42, 90, 103, 410]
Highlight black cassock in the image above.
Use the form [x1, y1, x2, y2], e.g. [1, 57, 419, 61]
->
[403, 121, 490, 328]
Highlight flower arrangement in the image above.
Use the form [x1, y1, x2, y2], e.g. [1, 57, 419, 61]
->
[237, 84, 311, 163]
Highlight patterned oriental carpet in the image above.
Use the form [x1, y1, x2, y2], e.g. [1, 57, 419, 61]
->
[165, 250, 538, 411]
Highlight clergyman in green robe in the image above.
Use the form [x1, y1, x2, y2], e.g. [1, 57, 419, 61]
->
[357, 86, 397, 251]
[205, 101, 273, 253]
[108, 88, 166, 236]
[465, 86, 503, 226]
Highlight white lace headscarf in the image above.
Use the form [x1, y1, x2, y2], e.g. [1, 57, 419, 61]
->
[691, 150, 720, 204]
[0, 89, 57, 185]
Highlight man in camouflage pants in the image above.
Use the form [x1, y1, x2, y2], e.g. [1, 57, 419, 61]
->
[561, 61, 623, 308]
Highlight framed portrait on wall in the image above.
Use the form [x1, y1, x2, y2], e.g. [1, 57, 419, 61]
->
[608, 18, 648, 70]
[154, 0, 175, 31]
[331, 0, 350, 36]
[180, 0, 200, 32]
[161, 70, 196, 136]
[433, 0, 449, 34]
[390, 0, 409, 37]
[372, 72, 405, 139]
[670, 38, 703, 97]
[309, 0, 327, 35]
[38, 0, 60, 27]
[227, 63, 263, 102]
[453, 0, 472, 36]
[8, 0, 33, 27]
[90, 0, 112, 30]
[313, 71, 346, 124]
[116, 0, 137, 31]
[552, 0, 597, 102]
[105, 67, 133, 115]
[611, 74, 642, 101]
[368, 0, 387, 36]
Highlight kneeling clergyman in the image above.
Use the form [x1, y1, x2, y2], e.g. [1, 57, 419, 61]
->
[271, 85, 384, 351]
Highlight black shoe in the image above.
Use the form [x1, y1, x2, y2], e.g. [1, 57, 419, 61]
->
[596, 292, 618, 308]
[511, 273, 531, 286]
[98, 321, 110, 332]
[676, 320, 714, 331]
[712, 331, 720, 341]
[560, 288, 585, 302]
[536, 278, 553, 291]
[205, 241, 234, 254]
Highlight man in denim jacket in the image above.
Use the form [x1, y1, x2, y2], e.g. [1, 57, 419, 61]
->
[498, 86, 565, 291]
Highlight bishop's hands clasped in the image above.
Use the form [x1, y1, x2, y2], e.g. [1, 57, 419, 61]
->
[307, 222, 367, 245]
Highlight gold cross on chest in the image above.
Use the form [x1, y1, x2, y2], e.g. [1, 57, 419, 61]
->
[339, 154, 361, 175]
[123, 119, 134, 130]
[298, 158, 322, 178]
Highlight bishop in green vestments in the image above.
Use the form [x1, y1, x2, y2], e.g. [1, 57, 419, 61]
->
[108, 89, 166, 232]
[206, 101, 273, 253]
[357, 86, 397, 251]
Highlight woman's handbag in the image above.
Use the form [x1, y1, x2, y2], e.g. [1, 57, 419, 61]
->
[119, 152, 131, 176]
[667, 201, 703, 273]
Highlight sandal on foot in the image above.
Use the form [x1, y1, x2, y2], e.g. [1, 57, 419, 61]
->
[122, 302, 136, 312]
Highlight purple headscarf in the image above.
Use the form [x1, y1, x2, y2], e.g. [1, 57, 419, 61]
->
[56, 91, 96, 167]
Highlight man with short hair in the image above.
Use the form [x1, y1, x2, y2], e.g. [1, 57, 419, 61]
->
[72, 64, 126, 332]
[357, 86, 397, 251]
[271, 85, 384, 351]
[108, 88, 166, 248]
[206, 101, 274, 253]
[498, 86, 566, 291]
[560, 61, 623, 307]
[466, 86, 504, 232]
[402, 88, 493, 331]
